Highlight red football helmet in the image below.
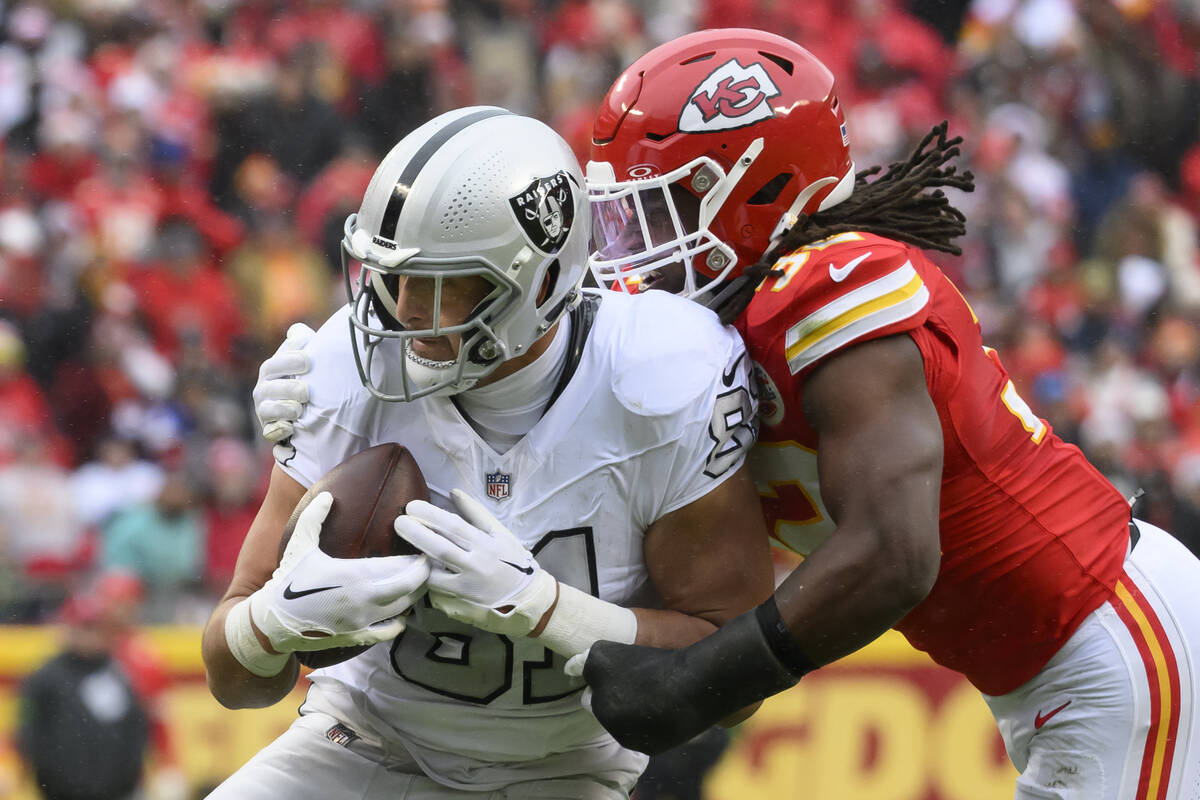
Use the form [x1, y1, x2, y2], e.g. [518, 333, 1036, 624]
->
[588, 28, 854, 302]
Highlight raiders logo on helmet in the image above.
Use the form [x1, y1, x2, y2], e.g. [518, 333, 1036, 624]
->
[678, 58, 782, 134]
[508, 171, 576, 254]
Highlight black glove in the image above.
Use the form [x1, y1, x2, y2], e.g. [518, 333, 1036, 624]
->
[583, 606, 804, 755]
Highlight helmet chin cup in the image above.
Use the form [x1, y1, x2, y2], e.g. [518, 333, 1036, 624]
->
[401, 341, 478, 398]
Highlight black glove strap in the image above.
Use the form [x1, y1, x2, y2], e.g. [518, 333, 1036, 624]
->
[755, 596, 817, 678]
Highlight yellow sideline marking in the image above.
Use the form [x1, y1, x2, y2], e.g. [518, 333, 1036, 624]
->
[0, 626, 937, 676]
[0, 626, 204, 677]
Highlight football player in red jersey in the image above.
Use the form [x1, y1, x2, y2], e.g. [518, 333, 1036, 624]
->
[575, 28, 1200, 799]
[249, 30, 1200, 798]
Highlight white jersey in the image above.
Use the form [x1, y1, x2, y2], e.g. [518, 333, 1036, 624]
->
[276, 289, 757, 791]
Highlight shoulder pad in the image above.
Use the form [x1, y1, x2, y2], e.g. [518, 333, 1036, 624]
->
[750, 233, 931, 375]
[300, 304, 375, 414]
[602, 291, 738, 417]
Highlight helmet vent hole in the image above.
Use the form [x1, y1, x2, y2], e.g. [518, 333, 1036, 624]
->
[645, 131, 671, 142]
[680, 52, 714, 65]
[748, 173, 793, 205]
[759, 52, 794, 75]
[438, 150, 504, 239]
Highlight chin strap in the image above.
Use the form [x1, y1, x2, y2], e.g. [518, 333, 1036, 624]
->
[705, 272, 764, 325]
[544, 292, 600, 410]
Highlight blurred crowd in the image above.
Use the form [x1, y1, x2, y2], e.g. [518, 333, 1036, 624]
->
[0, 0, 1198, 627]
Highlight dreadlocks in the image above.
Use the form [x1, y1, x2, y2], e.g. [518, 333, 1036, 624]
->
[709, 121, 976, 325]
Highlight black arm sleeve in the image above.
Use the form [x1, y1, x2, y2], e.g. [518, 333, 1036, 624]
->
[584, 600, 812, 755]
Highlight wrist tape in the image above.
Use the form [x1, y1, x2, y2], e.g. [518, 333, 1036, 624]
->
[537, 582, 638, 658]
[225, 598, 290, 677]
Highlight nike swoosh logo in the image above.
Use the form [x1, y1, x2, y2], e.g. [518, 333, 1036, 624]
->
[829, 252, 872, 282]
[283, 582, 341, 600]
[722, 352, 745, 387]
[1034, 700, 1072, 729]
[500, 560, 535, 575]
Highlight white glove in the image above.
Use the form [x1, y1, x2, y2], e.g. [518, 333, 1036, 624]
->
[253, 322, 315, 451]
[563, 650, 595, 713]
[564, 650, 589, 679]
[251, 491, 431, 653]
[395, 489, 557, 638]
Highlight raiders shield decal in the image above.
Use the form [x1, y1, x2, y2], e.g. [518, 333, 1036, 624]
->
[508, 171, 575, 254]
[679, 58, 782, 133]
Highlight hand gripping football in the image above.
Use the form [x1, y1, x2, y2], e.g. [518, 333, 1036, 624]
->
[278, 443, 428, 668]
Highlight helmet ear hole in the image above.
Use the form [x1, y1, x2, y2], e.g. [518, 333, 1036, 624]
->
[748, 173, 793, 205]
[536, 260, 561, 308]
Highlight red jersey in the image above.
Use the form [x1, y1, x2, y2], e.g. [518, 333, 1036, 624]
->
[736, 232, 1131, 695]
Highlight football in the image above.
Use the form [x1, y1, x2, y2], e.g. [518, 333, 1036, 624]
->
[278, 442, 429, 669]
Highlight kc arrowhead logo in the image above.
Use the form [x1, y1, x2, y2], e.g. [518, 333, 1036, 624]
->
[679, 59, 781, 133]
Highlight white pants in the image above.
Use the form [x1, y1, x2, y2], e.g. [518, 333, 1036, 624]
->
[204, 713, 629, 800]
[984, 520, 1200, 799]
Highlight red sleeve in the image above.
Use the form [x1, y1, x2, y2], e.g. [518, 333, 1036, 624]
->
[741, 232, 932, 377]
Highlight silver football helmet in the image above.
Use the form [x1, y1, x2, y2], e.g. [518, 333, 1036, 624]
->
[342, 107, 589, 401]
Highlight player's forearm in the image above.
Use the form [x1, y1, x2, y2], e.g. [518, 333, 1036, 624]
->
[630, 607, 717, 648]
[582, 603, 803, 754]
[631, 608, 762, 725]
[582, 520, 939, 754]
[793, 332, 943, 664]
[773, 520, 939, 666]
[201, 598, 299, 709]
[530, 585, 726, 655]
[203, 463, 309, 709]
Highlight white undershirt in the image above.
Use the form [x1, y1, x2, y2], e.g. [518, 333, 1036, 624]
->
[454, 316, 571, 453]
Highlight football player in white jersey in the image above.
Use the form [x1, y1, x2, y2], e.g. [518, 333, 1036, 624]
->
[201, 107, 773, 800]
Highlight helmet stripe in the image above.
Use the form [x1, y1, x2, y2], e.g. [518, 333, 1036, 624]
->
[380, 108, 512, 240]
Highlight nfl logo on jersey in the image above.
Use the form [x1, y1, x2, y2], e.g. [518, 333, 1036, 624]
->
[485, 471, 511, 500]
